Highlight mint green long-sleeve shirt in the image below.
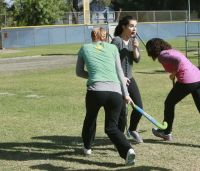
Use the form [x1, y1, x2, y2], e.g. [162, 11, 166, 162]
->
[76, 41, 129, 97]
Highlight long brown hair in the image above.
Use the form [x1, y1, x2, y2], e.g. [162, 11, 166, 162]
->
[146, 38, 172, 60]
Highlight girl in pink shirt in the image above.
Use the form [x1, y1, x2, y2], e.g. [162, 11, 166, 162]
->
[146, 38, 200, 141]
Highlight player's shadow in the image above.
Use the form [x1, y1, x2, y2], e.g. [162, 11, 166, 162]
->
[32, 135, 115, 150]
[41, 53, 76, 56]
[0, 136, 172, 170]
[136, 70, 166, 74]
[30, 163, 172, 171]
[144, 139, 200, 148]
[0, 136, 121, 168]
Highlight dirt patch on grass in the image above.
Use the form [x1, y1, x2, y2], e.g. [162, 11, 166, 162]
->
[0, 49, 22, 54]
[0, 55, 77, 73]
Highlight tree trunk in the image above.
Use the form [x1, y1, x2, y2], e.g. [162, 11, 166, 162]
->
[71, 8, 79, 24]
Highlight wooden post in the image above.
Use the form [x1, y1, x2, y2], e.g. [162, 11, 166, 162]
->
[83, 0, 90, 24]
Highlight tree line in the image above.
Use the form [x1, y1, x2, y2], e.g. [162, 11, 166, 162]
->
[0, 0, 200, 27]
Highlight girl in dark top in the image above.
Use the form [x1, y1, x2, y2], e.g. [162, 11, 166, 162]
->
[111, 15, 143, 143]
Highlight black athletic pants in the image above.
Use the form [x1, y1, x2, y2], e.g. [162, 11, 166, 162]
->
[118, 77, 143, 132]
[82, 90, 132, 159]
[164, 81, 200, 134]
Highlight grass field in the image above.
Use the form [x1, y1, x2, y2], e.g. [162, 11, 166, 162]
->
[0, 44, 82, 58]
[0, 40, 200, 170]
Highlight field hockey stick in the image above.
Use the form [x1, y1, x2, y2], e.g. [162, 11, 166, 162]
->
[125, 104, 129, 134]
[136, 33, 146, 47]
[170, 73, 176, 86]
[172, 78, 175, 86]
[130, 102, 168, 130]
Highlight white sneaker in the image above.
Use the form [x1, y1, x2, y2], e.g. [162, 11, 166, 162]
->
[125, 148, 135, 165]
[83, 147, 92, 155]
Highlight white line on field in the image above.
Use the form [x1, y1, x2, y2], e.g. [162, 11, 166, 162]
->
[25, 94, 45, 98]
[0, 92, 16, 96]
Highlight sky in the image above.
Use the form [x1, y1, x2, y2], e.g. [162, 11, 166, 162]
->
[4, 0, 13, 6]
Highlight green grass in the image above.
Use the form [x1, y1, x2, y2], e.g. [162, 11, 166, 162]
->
[0, 38, 199, 65]
[0, 41, 200, 170]
[0, 44, 82, 58]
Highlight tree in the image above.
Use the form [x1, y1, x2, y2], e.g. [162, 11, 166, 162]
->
[0, 0, 6, 16]
[110, 0, 123, 21]
[99, 0, 111, 7]
[0, 0, 7, 27]
[0, 0, 6, 13]
[12, 0, 66, 26]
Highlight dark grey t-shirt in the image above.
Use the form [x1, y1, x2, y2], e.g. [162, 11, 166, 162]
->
[111, 36, 141, 79]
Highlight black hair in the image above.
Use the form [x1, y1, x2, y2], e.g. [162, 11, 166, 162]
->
[146, 38, 172, 60]
[114, 15, 136, 37]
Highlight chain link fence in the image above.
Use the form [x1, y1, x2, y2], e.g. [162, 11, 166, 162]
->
[1, 10, 196, 27]
[57, 10, 189, 24]
[1, 20, 200, 49]
[119, 11, 189, 22]
[59, 10, 200, 24]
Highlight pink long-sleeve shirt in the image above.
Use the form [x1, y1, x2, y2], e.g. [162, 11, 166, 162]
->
[158, 49, 200, 83]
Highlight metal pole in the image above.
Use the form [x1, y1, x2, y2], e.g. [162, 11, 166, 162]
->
[5, 11, 7, 27]
[185, 20, 188, 57]
[170, 11, 172, 21]
[83, 0, 90, 24]
[198, 41, 200, 67]
[188, 0, 191, 21]
[136, 11, 138, 21]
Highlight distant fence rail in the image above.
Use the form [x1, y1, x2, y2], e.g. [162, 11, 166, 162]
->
[52, 10, 190, 24]
[1, 10, 198, 27]
[118, 10, 189, 22]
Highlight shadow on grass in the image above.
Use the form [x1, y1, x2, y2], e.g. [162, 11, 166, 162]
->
[35, 136, 118, 153]
[41, 53, 76, 56]
[0, 136, 121, 169]
[31, 164, 69, 171]
[0, 136, 173, 170]
[30, 163, 171, 171]
[136, 70, 166, 74]
[32, 135, 114, 148]
[144, 139, 200, 148]
[0, 136, 198, 170]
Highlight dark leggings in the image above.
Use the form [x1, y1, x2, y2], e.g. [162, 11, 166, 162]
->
[164, 81, 200, 134]
[82, 91, 132, 159]
[118, 77, 143, 132]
